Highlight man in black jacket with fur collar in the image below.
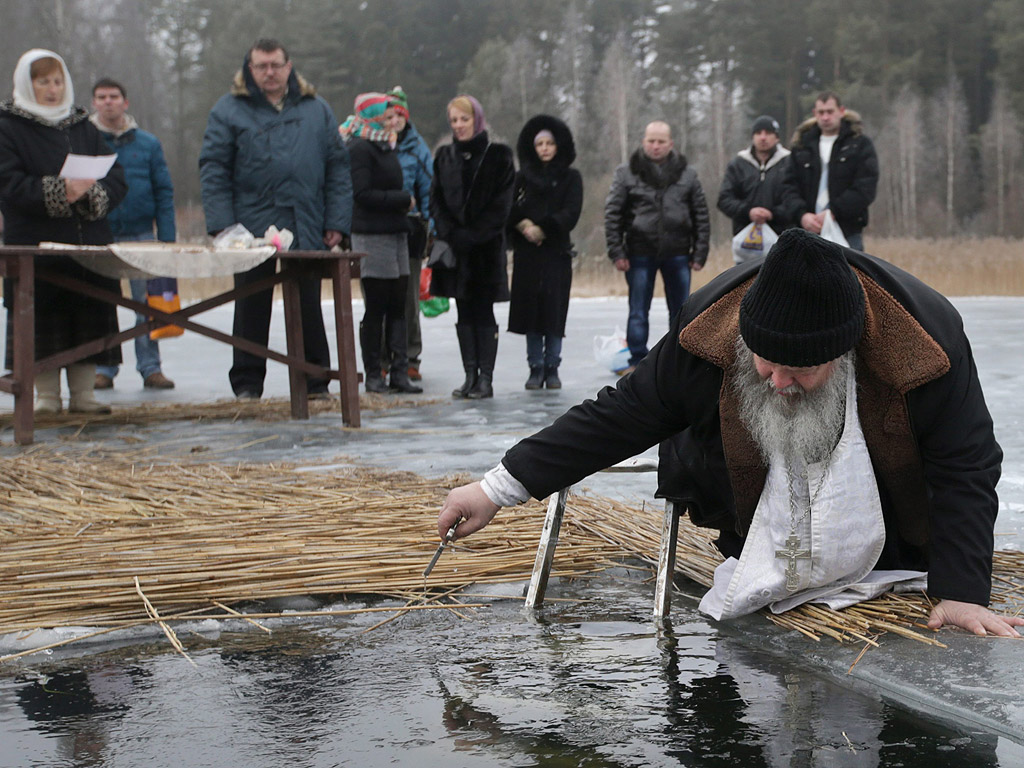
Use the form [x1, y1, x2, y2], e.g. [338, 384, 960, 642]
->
[788, 92, 878, 251]
[604, 121, 710, 374]
[437, 230, 1022, 638]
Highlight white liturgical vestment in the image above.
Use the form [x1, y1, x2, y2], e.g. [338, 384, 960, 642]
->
[700, 362, 927, 621]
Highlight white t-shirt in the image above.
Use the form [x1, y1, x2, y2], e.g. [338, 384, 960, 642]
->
[815, 133, 839, 213]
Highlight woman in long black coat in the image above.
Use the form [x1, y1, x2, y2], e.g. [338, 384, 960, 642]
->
[429, 95, 514, 400]
[507, 115, 583, 390]
[0, 49, 127, 414]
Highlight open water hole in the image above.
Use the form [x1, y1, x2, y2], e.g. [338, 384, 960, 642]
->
[1, 569, 1020, 768]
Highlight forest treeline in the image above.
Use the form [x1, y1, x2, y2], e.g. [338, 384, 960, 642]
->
[1, 0, 1021, 251]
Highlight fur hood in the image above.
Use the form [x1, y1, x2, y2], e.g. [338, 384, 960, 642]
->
[515, 114, 576, 171]
[790, 109, 864, 146]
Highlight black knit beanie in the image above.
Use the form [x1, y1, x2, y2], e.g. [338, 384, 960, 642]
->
[751, 115, 780, 136]
[739, 229, 864, 367]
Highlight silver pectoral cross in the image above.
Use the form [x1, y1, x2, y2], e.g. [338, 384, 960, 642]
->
[775, 534, 811, 592]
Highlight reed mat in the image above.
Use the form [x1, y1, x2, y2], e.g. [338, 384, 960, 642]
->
[1, 448, 1020, 660]
[0, 393, 437, 432]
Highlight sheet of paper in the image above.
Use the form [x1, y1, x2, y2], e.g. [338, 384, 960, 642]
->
[59, 153, 117, 180]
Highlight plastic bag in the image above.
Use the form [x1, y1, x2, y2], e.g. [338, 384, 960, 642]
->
[593, 326, 630, 373]
[819, 210, 849, 248]
[212, 223, 255, 250]
[419, 266, 433, 301]
[731, 222, 778, 264]
[420, 296, 450, 318]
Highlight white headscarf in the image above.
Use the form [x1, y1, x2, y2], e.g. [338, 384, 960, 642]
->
[12, 49, 74, 124]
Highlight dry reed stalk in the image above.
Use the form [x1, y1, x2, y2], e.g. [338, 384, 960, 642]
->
[0, 447, 1020, 657]
[0, 393, 439, 432]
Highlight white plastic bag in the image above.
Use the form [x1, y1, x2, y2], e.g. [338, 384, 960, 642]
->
[593, 326, 630, 373]
[731, 223, 778, 264]
[819, 210, 849, 248]
[212, 223, 255, 250]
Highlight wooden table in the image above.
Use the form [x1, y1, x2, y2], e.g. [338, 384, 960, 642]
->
[0, 246, 363, 445]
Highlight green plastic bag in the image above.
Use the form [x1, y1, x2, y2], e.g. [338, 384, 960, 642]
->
[420, 296, 450, 318]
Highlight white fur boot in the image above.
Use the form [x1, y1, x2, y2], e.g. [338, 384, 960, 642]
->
[67, 364, 112, 414]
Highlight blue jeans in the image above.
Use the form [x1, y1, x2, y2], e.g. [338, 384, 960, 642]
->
[846, 231, 864, 251]
[526, 332, 562, 369]
[97, 233, 163, 381]
[624, 255, 691, 366]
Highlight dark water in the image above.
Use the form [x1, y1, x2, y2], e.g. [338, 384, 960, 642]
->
[1, 570, 1020, 768]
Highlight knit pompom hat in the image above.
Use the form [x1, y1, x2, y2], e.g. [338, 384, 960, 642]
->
[386, 85, 409, 118]
[739, 229, 864, 367]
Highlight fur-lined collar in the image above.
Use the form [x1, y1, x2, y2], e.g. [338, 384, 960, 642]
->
[88, 112, 138, 138]
[737, 144, 790, 171]
[677, 265, 948, 393]
[790, 109, 864, 146]
[230, 68, 317, 101]
[0, 100, 88, 130]
[629, 148, 686, 188]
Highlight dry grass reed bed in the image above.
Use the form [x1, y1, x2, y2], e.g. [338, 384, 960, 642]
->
[0, 450, 1021, 662]
[570, 237, 1024, 299]
[0, 393, 436, 433]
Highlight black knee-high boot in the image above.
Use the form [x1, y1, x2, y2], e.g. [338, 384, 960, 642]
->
[467, 325, 498, 399]
[452, 323, 478, 398]
[359, 321, 387, 393]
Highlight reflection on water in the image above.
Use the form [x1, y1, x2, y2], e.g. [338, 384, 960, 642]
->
[1, 570, 1020, 767]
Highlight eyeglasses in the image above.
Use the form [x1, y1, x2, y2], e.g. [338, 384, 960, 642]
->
[250, 62, 288, 73]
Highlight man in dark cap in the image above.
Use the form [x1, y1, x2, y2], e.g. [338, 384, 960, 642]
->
[437, 230, 1022, 636]
[716, 114, 801, 262]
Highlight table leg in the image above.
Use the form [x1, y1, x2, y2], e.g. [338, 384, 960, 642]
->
[330, 258, 360, 428]
[12, 254, 35, 445]
[281, 268, 309, 419]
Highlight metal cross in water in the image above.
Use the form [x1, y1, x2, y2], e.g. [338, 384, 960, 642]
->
[775, 534, 811, 592]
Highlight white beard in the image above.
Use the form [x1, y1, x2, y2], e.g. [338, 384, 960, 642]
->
[733, 339, 852, 466]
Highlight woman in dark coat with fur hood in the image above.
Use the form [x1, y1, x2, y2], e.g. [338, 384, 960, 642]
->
[0, 49, 127, 415]
[429, 95, 514, 400]
[507, 114, 583, 390]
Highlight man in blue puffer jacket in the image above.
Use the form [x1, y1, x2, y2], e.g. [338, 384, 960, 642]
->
[91, 77, 177, 391]
[199, 39, 353, 400]
[384, 86, 433, 381]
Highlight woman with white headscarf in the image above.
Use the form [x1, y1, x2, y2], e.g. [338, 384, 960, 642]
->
[0, 49, 127, 414]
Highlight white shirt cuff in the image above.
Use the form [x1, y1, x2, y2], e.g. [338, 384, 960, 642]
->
[480, 462, 531, 508]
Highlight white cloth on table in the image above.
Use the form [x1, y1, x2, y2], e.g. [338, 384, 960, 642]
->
[38, 241, 277, 279]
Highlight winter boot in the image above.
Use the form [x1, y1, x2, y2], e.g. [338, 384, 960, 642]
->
[34, 368, 62, 414]
[467, 325, 498, 399]
[386, 316, 422, 393]
[67, 364, 111, 414]
[359, 321, 388, 393]
[544, 366, 561, 389]
[452, 323, 478, 398]
[524, 366, 544, 390]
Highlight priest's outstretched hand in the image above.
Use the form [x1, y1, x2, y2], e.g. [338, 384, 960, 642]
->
[437, 482, 499, 541]
[927, 599, 1023, 637]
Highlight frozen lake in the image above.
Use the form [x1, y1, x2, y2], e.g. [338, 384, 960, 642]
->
[0, 293, 1022, 765]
